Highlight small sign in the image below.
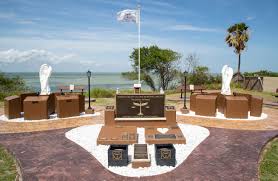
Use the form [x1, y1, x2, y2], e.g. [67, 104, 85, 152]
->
[69, 84, 74, 91]
[189, 84, 194, 90]
[134, 83, 141, 88]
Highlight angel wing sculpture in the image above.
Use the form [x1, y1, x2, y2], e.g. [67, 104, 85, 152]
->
[221, 65, 233, 95]
[39, 64, 52, 95]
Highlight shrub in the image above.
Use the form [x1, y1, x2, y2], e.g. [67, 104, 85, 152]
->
[205, 83, 222, 90]
[244, 70, 278, 77]
[89, 88, 115, 98]
[187, 66, 209, 85]
[0, 72, 29, 101]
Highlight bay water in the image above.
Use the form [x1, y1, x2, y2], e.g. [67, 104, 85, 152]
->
[4, 72, 146, 92]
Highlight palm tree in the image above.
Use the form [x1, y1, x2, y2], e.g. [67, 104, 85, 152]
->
[225, 23, 249, 82]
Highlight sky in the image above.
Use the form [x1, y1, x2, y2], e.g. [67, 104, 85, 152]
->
[0, 0, 277, 73]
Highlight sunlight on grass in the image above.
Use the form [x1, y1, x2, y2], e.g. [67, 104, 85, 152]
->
[233, 88, 277, 102]
[93, 98, 115, 106]
[260, 138, 278, 181]
[0, 145, 17, 181]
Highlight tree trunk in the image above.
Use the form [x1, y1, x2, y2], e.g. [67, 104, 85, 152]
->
[237, 53, 241, 82]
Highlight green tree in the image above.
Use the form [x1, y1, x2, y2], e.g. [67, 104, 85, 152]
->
[225, 22, 249, 81]
[0, 72, 29, 100]
[128, 45, 181, 91]
[188, 66, 209, 85]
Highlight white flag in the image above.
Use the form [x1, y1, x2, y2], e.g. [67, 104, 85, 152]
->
[117, 9, 138, 23]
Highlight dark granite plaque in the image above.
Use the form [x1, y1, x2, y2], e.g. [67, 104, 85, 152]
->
[116, 94, 165, 118]
[155, 134, 176, 139]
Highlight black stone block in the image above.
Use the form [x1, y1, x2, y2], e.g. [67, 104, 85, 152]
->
[108, 145, 128, 167]
[155, 144, 176, 167]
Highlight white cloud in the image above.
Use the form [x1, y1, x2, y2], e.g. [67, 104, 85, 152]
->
[0, 49, 75, 64]
[145, 1, 176, 8]
[246, 16, 255, 21]
[168, 24, 221, 32]
[17, 20, 36, 25]
[0, 12, 15, 19]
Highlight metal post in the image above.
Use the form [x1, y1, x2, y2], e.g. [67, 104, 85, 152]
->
[88, 73, 92, 110]
[183, 75, 187, 109]
[137, 5, 141, 84]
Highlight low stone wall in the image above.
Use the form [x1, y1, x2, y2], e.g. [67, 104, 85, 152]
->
[263, 77, 278, 92]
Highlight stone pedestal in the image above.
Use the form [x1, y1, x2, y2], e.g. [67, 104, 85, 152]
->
[4, 95, 21, 119]
[56, 95, 79, 118]
[224, 96, 248, 119]
[24, 96, 50, 120]
[195, 95, 217, 116]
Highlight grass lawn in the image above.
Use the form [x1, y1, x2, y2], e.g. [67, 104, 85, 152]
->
[260, 138, 278, 181]
[233, 88, 277, 102]
[0, 145, 18, 181]
[92, 98, 115, 106]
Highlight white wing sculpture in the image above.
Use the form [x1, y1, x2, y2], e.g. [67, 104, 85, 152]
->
[39, 64, 52, 95]
[221, 65, 233, 95]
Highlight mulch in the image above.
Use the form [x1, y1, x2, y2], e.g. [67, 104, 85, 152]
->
[0, 126, 277, 181]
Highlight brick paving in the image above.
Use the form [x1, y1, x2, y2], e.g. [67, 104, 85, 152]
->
[0, 127, 277, 181]
[1, 105, 278, 134]
[0, 106, 104, 134]
[177, 107, 278, 131]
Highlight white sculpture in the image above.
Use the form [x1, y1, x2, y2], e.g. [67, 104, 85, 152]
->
[160, 87, 164, 94]
[221, 65, 233, 95]
[39, 64, 52, 95]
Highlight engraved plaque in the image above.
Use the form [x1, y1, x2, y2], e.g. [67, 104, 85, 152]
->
[112, 150, 123, 160]
[161, 148, 171, 160]
[116, 94, 165, 118]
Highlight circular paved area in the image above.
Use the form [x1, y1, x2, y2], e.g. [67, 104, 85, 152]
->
[1, 106, 277, 134]
[0, 126, 277, 180]
[177, 107, 278, 130]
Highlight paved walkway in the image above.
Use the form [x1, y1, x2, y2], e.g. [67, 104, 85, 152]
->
[1, 106, 278, 134]
[177, 107, 278, 131]
[0, 127, 277, 181]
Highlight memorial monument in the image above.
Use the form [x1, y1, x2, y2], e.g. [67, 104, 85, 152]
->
[186, 64, 264, 119]
[221, 65, 233, 95]
[97, 86, 186, 168]
[39, 64, 52, 95]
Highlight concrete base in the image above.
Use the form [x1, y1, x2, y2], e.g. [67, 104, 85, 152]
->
[180, 108, 189, 114]
[85, 108, 95, 114]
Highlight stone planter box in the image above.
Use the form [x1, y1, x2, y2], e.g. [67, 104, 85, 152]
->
[108, 145, 128, 167]
[56, 95, 79, 118]
[155, 144, 176, 167]
[24, 96, 50, 120]
[4, 95, 21, 119]
[224, 96, 248, 119]
[195, 95, 217, 116]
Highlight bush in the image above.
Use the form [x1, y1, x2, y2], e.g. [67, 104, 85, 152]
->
[187, 66, 209, 85]
[0, 72, 29, 101]
[244, 70, 278, 77]
[205, 83, 222, 90]
[186, 66, 221, 87]
[89, 88, 115, 98]
[231, 82, 243, 89]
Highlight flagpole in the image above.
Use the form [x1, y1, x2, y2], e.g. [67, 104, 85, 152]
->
[138, 5, 141, 84]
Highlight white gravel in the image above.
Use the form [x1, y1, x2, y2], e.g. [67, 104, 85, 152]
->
[65, 124, 210, 177]
[177, 110, 267, 121]
[0, 112, 100, 122]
